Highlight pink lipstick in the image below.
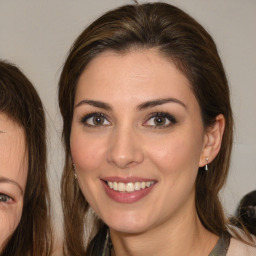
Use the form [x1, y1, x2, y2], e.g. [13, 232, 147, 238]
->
[101, 177, 157, 203]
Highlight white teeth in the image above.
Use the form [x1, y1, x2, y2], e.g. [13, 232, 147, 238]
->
[107, 181, 154, 192]
[126, 183, 134, 192]
[118, 182, 125, 192]
[108, 182, 113, 189]
[134, 182, 141, 190]
[113, 182, 118, 191]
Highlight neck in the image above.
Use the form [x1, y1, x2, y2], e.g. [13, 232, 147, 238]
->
[110, 207, 218, 256]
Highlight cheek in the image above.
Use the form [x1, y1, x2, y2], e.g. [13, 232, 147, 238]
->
[147, 133, 202, 177]
[0, 209, 22, 248]
[144, 135, 203, 219]
[70, 130, 107, 174]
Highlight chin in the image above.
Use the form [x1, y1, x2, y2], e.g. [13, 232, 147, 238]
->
[109, 222, 149, 234]
[104, 211, 152, 234]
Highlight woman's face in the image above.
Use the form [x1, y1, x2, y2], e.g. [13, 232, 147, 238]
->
[71, 49, 213, 234]
[0, 113, 28, 250]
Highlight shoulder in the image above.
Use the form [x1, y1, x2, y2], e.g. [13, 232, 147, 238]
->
[227, 236, 256, 256]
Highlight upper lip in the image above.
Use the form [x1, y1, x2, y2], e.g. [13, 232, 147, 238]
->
[101, 176, 157, 183]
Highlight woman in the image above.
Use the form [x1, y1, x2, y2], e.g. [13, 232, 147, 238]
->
[58, 2, 256, 255]
[0, 61, 53, 255]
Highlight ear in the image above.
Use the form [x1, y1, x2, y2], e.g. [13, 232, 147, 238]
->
[199, 114, 225, 167]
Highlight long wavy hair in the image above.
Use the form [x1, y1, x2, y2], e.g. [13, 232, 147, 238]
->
[58, 2, 247, 255]
[0, 60, 53, 256]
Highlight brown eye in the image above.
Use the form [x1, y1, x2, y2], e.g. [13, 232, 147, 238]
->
[154, 116, 167, 126]
[144, 112, 177, 128]
[81, 113, 111, 127]
[93, 116, 105, 125]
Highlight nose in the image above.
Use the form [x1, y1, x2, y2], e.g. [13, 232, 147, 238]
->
[107, 126, 144, 169]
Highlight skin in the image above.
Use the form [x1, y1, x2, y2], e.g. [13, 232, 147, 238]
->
[71, 49, 225, 256]
[0, 113, 28, 251]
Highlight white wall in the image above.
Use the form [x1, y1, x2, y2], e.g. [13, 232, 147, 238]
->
[0, 0, 255, 233]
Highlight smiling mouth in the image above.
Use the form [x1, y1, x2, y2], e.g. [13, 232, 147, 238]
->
[106, 181, 155, 193]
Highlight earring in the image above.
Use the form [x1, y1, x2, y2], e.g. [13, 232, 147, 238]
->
[72, 163, 77, 179]
[205, 158, 209, 171]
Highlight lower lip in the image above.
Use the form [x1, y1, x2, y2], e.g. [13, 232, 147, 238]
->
[101, 181, 156, 204]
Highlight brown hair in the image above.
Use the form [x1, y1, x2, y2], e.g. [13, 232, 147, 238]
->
[0, 60, 53, 256]
[58, 2, 245, 255]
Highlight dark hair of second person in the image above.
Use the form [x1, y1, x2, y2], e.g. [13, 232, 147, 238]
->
[236, 190, 256, 236]
[0, 61, 52, 256]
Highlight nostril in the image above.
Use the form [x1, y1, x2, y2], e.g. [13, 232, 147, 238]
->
[107, 129, 144, 168]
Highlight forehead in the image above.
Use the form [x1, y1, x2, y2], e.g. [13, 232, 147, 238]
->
[0, 113, 28, 189]
[75, 49, 197, 107]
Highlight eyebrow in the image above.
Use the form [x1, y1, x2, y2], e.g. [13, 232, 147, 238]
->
[75, 97, 186, 111]
[137, 98, 187, 110]
[0, 177, 23, 195]
[75, 100, 112, 111]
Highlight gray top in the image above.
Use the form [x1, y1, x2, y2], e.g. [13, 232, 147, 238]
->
[209, 232, 231, 256]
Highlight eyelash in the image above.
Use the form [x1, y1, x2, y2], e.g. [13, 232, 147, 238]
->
[80, 112, 111, 127]
[0, 193, 13, 204]
[143, 112, 177, 128]
[79, 112, 177, 128]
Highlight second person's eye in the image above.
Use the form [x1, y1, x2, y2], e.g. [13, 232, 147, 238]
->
[0, 193, 12, 203]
